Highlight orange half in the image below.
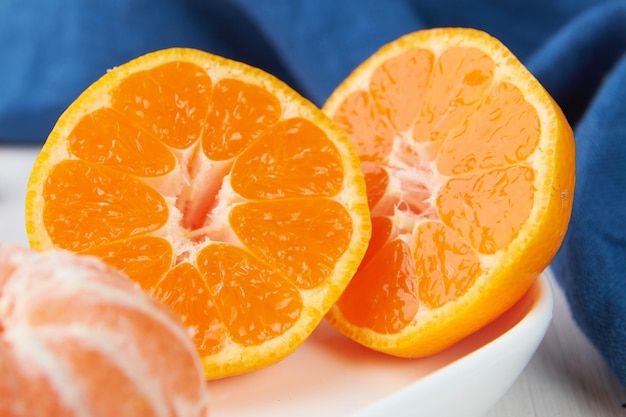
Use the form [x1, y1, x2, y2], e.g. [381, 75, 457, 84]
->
[323, 28, 575, 356]
[25, 48, 371, 378]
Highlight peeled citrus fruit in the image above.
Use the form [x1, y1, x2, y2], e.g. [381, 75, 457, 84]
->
[0, 243, 210, 416]
[322, 28, 575, 356]
[24, 48, 371, 378]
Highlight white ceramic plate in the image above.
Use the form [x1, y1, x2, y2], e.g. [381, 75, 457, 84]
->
[206, 269, 554, 417]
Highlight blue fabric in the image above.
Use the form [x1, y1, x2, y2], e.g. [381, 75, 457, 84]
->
[1, 0, 625, 386]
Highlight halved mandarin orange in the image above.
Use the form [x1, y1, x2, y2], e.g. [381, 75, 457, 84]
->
[323, 28, 575, 356]
[24, 48, 371, 378]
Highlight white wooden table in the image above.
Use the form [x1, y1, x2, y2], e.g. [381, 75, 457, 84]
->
[1, 145, 625, 416]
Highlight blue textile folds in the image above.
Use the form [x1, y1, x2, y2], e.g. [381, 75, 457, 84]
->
[1, 0, 625, 386]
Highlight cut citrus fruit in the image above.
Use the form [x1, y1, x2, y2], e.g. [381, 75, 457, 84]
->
[24, 48, 371, 378]
[0, 243, 210, 416]
[322, 28, 575, 356]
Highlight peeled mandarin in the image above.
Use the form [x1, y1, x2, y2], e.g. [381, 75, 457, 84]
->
[0, 243, 210, 417]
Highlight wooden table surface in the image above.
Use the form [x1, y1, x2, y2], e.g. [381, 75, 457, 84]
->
[2, 145, 625, 416]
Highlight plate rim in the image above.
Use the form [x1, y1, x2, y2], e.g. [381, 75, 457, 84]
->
[351, 270, 555, 417]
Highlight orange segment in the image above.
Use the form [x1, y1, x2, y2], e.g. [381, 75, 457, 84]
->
[410, 47, 495, 145]
[231, 117, 344, 198]
[337, 238, 419, 333]
[370, 48, 434, 133]
[42, 160, 168, 252]
[436, 81, 540, 175]
[112, 61, 213, 149]
[197, 244, 302, 345]
[323, 28, 575, 356]
[83, 236, 173, 291]
[332, 90, 395, 162]
[68, 108, 177, 176]
[231, 199, 353, 289]
[25, 48, 371, 378]
[438, 166, 535, 254]
[203, 78, 281, 160]
[414, 221, 481, 308]
[157, 261, 227, 357]
[46, 337, 158, 416]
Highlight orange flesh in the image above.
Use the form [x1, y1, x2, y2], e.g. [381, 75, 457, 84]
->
[48, 337, 158, 416]
[1, 340, 76, 416]
[156, 261, 226, 356]
[197, 244, 302, 345]
[40, 61, 354, 353]
[334, 46, 539, 329]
